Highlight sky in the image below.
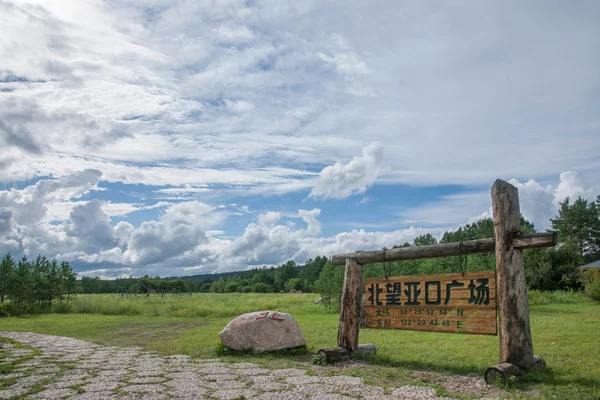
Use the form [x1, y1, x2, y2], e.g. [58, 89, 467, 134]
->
[1, 0, 599, 278]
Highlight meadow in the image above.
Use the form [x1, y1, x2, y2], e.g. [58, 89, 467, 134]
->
[1, 291, 599, 399]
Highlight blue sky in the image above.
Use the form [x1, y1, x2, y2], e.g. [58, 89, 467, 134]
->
[0, 0, 599, 278]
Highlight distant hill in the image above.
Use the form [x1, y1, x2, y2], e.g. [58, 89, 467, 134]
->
[177, 268, 260, 282]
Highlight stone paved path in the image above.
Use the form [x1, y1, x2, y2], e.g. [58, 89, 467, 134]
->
[0, 332, 498, 400]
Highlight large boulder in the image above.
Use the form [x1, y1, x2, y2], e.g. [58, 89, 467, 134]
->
[219, 310, 306, 353]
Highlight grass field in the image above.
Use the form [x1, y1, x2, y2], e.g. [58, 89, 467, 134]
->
[1, 292, 599, 399]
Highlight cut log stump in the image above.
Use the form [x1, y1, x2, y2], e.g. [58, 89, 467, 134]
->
[317, 343, 376, 363]
[484, 363, 522, 384]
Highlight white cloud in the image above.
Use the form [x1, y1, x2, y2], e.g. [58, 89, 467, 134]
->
[309, 142, 384, 199]
[121, 201, 216, 265]
[257, 211, 281, 227]
[400, 171, 598, 232]
[553, 171, 596, 205]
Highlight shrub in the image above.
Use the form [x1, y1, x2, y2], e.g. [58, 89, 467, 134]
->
[586, 278, 600, 303]
[0, 302, 28, 317]
[241, 286, 253, 293]
[252, 282, 270, 293]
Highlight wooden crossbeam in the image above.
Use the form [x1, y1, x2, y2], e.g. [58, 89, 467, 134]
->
[331, 232, 556, 265]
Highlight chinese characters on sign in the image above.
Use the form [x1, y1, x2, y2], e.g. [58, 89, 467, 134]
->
[364, 271, 497, 335]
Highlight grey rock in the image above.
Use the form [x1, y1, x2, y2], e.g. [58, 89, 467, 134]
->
[219, 311, 306, 353]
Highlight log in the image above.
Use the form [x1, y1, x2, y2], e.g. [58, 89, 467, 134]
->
[317, 343, 377, 363]
[317, 347, 350, 362]
[337, 258, 364, 351]
[330, 233, 556, 265]
[484, 362, 522, 384]
[492, 179, 535, 369]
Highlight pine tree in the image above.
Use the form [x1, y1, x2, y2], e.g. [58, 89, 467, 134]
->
[0, 254, 15, 303]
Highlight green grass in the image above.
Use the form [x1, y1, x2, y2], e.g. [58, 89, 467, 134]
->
[1, 292, 599, 399]
[51, 292, 323, 317]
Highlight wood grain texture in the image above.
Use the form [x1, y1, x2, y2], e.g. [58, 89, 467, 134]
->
[331, 233, 556, 265]
[492, 179, 535, 369]
[337, 258, 364, 351]
[362, 271, 497, 335]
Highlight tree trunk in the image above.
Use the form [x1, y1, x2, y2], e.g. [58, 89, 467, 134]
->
[491, 179, 535, 369]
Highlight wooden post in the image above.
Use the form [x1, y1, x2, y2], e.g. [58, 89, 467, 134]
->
[337, 258, 364, 351]
[491, 179, 535, 369]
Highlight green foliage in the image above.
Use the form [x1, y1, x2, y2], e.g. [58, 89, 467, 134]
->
[0, 254, 78, 316]
[524, 242, 583, 291]
[0, 254, 15, 303]
[551, 196, 600, 261]
[312, 261, 344, 311]
[585, 278, 600, 303]
[251, 282, 270, 293]
[311, 354, 327, 365]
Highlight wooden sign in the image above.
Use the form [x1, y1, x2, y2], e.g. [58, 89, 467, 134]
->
[364, 271, 497, 335]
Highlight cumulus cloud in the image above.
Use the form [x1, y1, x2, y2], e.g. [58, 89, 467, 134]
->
[509, 171, 597, 230]
[68, 200, 115, 253]
[309, 142, 384, 199]
[120, 201, 215, 265]
[208, 208, 433, 273]
[399, 171, 598, 233]
[257, 211, 281, 227]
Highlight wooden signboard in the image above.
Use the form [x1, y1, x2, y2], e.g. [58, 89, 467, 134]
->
[364, 271, 497, 335]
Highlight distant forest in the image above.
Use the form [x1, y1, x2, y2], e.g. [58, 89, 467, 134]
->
[2, 195, 599, 311]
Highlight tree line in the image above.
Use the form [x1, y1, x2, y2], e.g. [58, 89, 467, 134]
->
[0, 254, 79, 315]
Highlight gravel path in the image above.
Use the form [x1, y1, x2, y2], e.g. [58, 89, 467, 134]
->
[0, 332, 500, 400]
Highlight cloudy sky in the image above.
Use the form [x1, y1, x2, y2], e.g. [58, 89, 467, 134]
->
[1, 0, 599, 278]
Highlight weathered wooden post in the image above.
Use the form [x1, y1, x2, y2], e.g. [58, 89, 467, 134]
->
[317, 257, 377, 362]
[337, 258, 363, 351]
[486, 179, 546, 383]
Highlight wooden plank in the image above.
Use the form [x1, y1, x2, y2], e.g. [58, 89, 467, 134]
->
[364, 271, 496, 309]
[337, 258, 364, 351]
[492, 179, 535, 368]
[363, 271, 497, 335]
[331, 233, 556, 265]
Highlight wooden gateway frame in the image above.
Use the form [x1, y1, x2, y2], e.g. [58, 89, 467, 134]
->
[321, 179, 556, 383]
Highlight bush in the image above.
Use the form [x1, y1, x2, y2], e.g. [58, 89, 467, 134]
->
[586, 278, 600, 303]
[252, 282, 270, 293]
[0, 302, 28, 317]
[241, 286, 253, 293]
